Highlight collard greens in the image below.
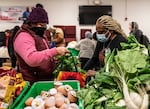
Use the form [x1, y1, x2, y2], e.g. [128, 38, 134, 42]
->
[115, 47, 147, 74]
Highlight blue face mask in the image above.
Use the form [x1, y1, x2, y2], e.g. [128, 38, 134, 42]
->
[96, 33, 108, 42]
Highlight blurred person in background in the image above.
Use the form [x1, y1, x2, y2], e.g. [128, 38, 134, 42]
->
[49, 27, 66, 47]
[0, 29, 12, 67]
[22, 6, 30, 20]
[8, 26, 20, 68]
[5, 29, 12, 47]
[36, 3, 44, 8]
[0, 32, 6, 67]
[75, 31, 95, 68]
[13, 7, 68, 84]
[19, 6, 31, 23]
[129, 21, 149, 48]
[0, 32, 6, 47]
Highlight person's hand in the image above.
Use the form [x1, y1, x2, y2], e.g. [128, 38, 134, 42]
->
[56, 47, 69, 56]
[86, 70, 96, 77]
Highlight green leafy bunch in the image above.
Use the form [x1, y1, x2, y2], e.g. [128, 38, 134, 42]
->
[77, 35, 150, 109]
[53, 53, 86, 78]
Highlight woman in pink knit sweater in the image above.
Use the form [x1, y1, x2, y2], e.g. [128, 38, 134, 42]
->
[14, 7, 68, 84]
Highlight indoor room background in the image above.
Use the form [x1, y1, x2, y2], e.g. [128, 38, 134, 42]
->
[0, 0, 150, 41]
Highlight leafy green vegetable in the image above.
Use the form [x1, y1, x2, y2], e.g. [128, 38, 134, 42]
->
[115, 47, 147, 74]
[77, 36, 150, 109]
[52, 53, 86, 78]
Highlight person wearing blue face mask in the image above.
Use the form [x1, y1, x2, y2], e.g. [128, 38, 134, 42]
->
[83, 15, 128, 82]
[96, 30, 111, 43]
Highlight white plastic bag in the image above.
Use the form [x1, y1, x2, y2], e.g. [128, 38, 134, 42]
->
[0, 47, 9, 58]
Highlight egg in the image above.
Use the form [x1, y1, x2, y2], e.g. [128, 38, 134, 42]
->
[57, 85, 67, 96]
[54, 92, 64, 98]
[68, 103, 79, 109]
[44, 96, 55, 108]
[24, 106, 33, 109]
[55, 96, 65, 108]
[67, 90, 77, 103]
[54, 81, 63, 89]
[31, 98, 45, 109]
[40, 90, 49, 97]
[64, 85, 73, 92]
[64, 97, 70, 104]
[25, 97, 34, 106]
[46, 106, 58, 109]
[59, 103, 69, 109]
[49, 88, 57, 96]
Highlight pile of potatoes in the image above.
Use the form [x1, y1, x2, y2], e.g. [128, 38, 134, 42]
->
[24, 82, 79, 109]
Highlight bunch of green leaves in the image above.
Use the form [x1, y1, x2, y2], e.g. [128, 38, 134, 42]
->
[53, 53, 86, 78]
[120, 34, 145, 49]
[77, 68, 125, 109]
[77, 36, 150, 109]
[116, 35, 150, 90]
[109, 36, 150, 108]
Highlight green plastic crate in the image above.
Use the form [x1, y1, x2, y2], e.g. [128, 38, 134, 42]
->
[14, 80, 82, 109]
[8, 81, 30, 109]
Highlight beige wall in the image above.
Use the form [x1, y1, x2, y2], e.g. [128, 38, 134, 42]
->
[0, 0, 150, 41]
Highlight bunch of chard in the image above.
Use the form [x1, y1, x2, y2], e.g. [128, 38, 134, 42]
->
[77, 35, 150, 109]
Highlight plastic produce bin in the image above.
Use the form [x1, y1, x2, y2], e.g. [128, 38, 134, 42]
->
[8, 81, 30, 109]
[14, 80, 82, 109]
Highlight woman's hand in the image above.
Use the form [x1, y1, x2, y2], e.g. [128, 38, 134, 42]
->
[56, 47, 69, 56]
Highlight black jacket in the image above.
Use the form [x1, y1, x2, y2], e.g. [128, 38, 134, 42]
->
[83, 34, 127, 70]
[0, 32, 6, 47]
[130, 29, 149, 48]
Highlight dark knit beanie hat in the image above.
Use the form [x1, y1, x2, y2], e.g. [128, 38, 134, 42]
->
[28, 7, 49, 24]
